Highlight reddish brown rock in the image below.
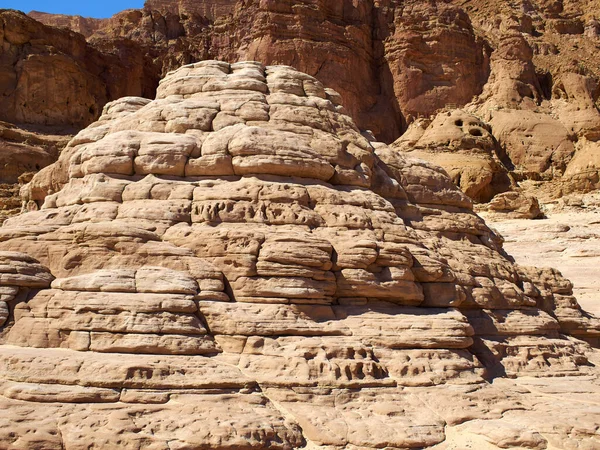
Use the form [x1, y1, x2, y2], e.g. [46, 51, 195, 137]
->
[21, 1, 494, 143]
[27, 11, 105, 37]
[145, 0, 238, 21]
[0, 10, 156, 128]
[7, 0, 597, 204]
[381, 2, 490, 123]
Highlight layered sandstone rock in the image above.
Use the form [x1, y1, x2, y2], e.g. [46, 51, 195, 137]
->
[464, 0, 600, 197]
[2, 0, 596, 204]
[145, 0, 237, 21]
[26, 0, 599, 143]
[0, 122, 70, 222]
[483, 191, 600, 321]
[28, 10, 105, 37]
[0, 62, 598, 449]
[485, 191, 544, 219]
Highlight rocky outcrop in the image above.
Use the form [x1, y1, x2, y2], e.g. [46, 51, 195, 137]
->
[0, 122, 66, 183]
[0, 9, 161, 217]
[485, 191, 544, 219]
[28, 11, 104, 36]
[25, 0, 599, 142]
[0, 9, 157, 128]
[483, 191, 600, 322]
[145, 0, 238, 21]
[392, 109, 514, 202]
[16, 0, 599, 204]
[0, 122, 70, 222]
[381, 1, 490, 123]
[0, 62, 598, 449]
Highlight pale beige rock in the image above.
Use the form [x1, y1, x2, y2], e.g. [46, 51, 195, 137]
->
[0, 62, 598, 449]
[265, 387, 446, 448]
[0, 301, 7, 327]
[0, 345, 249, 389]
[482, 191, 600, 324]
[464, 309, 560, 336]
[228, 127, 336, 180]
[52, 269, 137, 292]
[489, 110, 575, 177]
[0, 390, 304, 449]
[1, 381, 120, 403]
[231, 275, 336, 304]
[472, 335, 592, 377]
[393, 110, 514, 203]
[134, 266, 198, 294]
[375, 348, 485, 386]
[236, 336, 394, 388]
[562, 139, 600, 195]
[200, 302, 473, 349]
[89, 332, 218, 355]
[335, 267, 423, 304]
[486, 191, 543, 219]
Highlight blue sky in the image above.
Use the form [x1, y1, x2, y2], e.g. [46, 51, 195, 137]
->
[0, 0, 145, 18]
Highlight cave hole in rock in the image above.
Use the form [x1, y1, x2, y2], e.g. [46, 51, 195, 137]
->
[537, 70, 553, 100]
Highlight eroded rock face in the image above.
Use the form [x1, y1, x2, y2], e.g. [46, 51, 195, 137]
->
[482, 191, 600, 321]
[0, 122, 70, 223]
[486, 191, 544, 219]
[392, 110, 514, 203]
[0, 10, 157, 128]
[1, 0, 596, 206]
[0, 62, 599, 448]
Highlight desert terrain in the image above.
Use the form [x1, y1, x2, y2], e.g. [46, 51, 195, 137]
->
[0, 1, 598, 448]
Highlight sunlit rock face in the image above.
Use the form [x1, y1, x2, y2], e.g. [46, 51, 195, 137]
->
[392, 109, 515, 203]
[0, 61, 598, 449]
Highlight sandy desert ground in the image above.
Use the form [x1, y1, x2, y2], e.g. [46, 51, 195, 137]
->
[483, 192, 600, 317]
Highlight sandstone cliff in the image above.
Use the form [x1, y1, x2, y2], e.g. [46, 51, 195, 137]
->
[0, 10, 157, 128]
[0, 61, 598, 449]
[10, 0, 599, 204]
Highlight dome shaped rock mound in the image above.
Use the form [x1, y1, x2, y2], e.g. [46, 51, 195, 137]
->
[0, 61, 599, 449]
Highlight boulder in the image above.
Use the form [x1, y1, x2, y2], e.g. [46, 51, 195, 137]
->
[487, 191, 544, 219]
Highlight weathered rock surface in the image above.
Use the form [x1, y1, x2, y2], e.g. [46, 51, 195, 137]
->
[0, 62, 598, 449]
[21, 0, 600, 143]
[0, 10, 156, 128]
[0, 1, 595, 207]
[391, 8, 600, 201]
[485, 191, 544, 219]
[392, 110, 514, 203]
[483, 191, 600, 321]
[0, 122, 70, 223]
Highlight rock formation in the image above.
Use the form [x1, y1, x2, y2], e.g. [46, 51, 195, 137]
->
[2, 0, 594, 207]
[0, 10, 157, 129]
[391, 109, 514, 203]
[483, 191, 544, 219]
[0, 9, 161, 221]
[0, 122, 66, 222]
[0, 62, 598, 449]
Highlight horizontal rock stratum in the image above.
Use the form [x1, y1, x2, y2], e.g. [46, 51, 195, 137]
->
[5, 1, 600, 209]
[0, 61, 599, 449]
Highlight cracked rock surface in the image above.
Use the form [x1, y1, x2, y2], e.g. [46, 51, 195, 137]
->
[0, 61, 598, 449]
